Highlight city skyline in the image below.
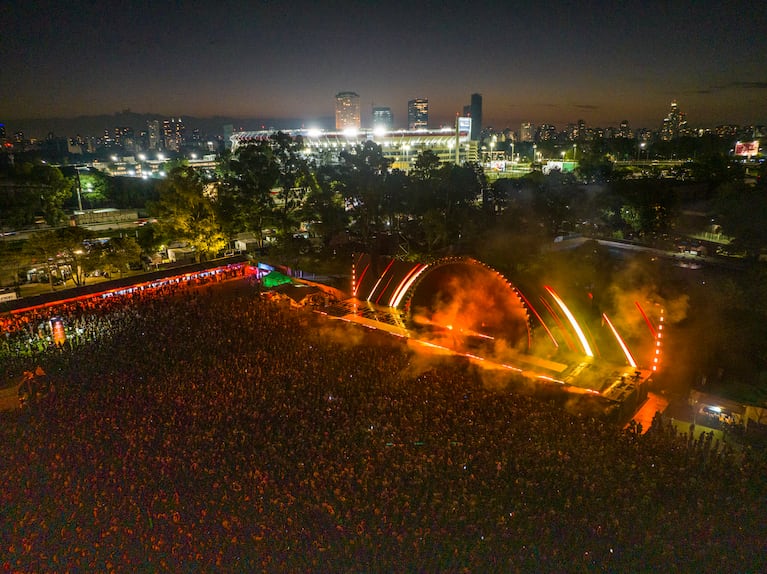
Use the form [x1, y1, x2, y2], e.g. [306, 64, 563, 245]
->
[1, 1, 766, 131]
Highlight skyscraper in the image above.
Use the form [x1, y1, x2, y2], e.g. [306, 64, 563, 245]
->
[147, 120, 160, 150]
[335, 92, 361, 130]
[660, 100, 687, 141]
[408, 98, 428, 130]
[520, 122, 534, 142]
[469, 93, 482, 141]
[162, 118, 185, 151]
[372, 106, 393, 131]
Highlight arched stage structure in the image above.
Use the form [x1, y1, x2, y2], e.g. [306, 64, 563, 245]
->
[353, 255, 531, 349]
[322, 253, 659, 423]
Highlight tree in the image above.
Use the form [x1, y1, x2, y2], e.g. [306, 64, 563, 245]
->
[411, 150, 441, 182]
[52, 226, 92, 286]
[406, 162, 484, 255]
[25, 231, 57, 291]
[0, 162, 73, 228]
[151, 166, 227, 261]
[528, 170, 582, 237]
[217, 142, 279, 247]
[713, 181, 767, 258]
[338, 141, 392, 248]
[270, 132, 316, 240]
[102, 236, 142, 277]
[575, 152, 614, 183]
[301, 165, 349, 252]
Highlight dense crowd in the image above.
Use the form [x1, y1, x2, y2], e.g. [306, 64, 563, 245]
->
[1, 279, 766, 572]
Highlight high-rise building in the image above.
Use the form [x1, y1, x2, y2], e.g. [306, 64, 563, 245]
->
[660, 100, 687, 141]
[408, 98, 429, 130]
[162, 118, 185, 151]
[618, 120, 631, 139]
[536, 124, 557, 142]
[520, 122, 534, 142]
[469, 93, 482, 141]
[372, 106, 393, 131]
[335, 92, 361, 130]
[147, 120, 160, 150]
[114, 126, 135, 150]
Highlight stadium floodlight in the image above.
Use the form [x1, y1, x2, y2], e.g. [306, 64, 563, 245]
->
[307, 128, 322, 138]
[373, 125, 387, 137]
[343, 127, 359, 138]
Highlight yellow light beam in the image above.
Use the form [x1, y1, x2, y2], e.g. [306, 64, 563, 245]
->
[544, 285, 594, 357]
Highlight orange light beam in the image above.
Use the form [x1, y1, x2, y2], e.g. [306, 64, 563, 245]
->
[544, 286, 594, 357]
[635, 301, 656, 338]
[602, 313, 637, 368]
[539, 295, 576, 352]
[390, 264, 429, 308]
[375, 274, 396, 305]
[516, 288, 558, 348]
[367, 259, 395, 301]
[354, 263, 370, 297]
[387, 264, 421, 308]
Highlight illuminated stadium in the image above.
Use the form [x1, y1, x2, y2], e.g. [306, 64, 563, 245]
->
[230, 127, 480, 170]
[321, 254, 660, 421]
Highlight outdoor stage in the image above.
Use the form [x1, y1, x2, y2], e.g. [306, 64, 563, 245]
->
[318, 297, 654, 424]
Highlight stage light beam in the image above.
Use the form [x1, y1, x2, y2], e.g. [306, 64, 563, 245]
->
[544, 286, 594, 357]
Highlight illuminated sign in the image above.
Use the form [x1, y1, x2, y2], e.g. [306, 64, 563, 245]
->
[50, 317, 66, 346]
[457, 117, 472, 135]
[735, 140, 759, 157]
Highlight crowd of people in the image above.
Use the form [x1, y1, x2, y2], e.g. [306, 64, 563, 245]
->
[1, 278, 766, 572]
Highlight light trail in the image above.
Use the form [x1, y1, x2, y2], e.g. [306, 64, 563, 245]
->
[387, 264, 421, 308]
[390, 264, 430, 308]
[544, 286, 594, 357]
[653, 307, 664, 372]
[354, 263, 370, 297]
[375, 274, 395, 305]
[516, 288, 559, 348]
[635, 301, 656, 338]
[539, 295, 577, 352]
[602, 313, 637, 368]
[367, 259, 395, 301]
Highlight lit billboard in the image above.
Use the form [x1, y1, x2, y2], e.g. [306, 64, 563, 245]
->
[735, 140, 759, 157]
[457, 117, 472, 136]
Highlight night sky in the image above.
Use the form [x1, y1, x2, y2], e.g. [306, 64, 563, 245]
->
[2, 0, 766, 131]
